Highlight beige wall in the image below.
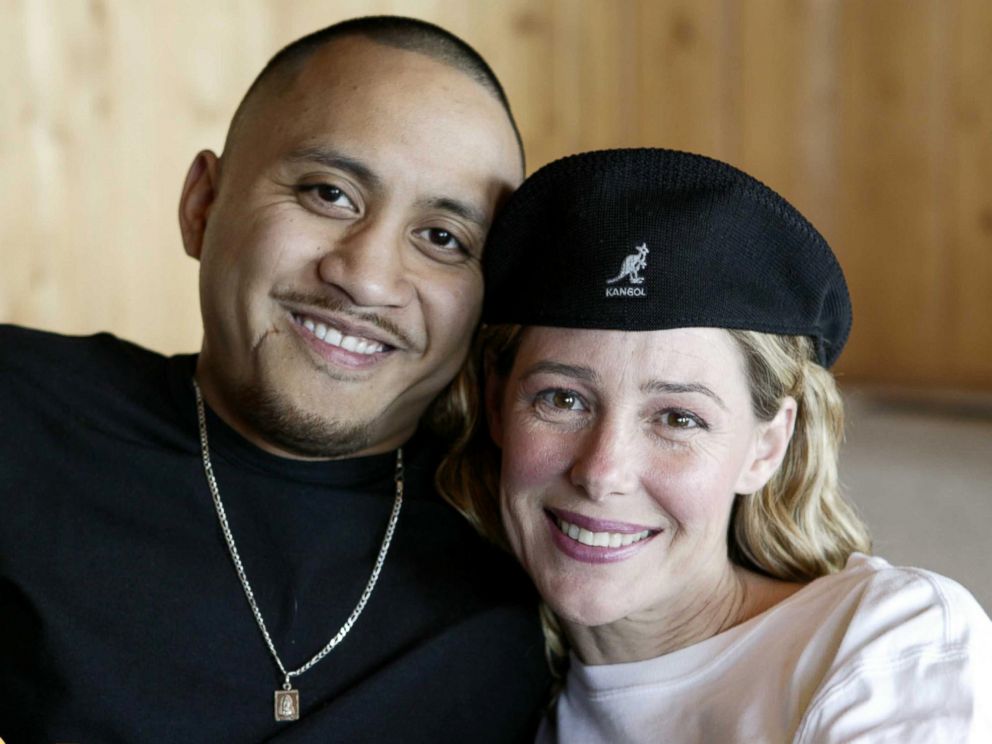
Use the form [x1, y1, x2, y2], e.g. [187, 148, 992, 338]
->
[2, 0, 991, 388]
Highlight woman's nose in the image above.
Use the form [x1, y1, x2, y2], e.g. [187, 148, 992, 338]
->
[568, 420, 639, 501]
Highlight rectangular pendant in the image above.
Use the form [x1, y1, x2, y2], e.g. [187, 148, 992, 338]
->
[274, 689, 300, 722]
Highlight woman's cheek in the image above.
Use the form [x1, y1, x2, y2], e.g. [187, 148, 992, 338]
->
[501, 424, 572, 493]
[643, 450, 742, 533]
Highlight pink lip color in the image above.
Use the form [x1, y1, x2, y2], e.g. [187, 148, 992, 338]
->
[544, 511, 660, 565]
[289, 315, 390, 370]
[547, 507, 656, 535]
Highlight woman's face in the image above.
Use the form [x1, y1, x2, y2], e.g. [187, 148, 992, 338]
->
[490, 327, 791, 628]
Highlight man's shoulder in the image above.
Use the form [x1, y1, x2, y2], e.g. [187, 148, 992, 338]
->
[0, 324, 169, 384]
[0, 324, 188, 429]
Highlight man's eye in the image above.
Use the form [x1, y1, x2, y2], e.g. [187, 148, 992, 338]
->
[299, 184, 358, 212]
[421, 228, 464, 253]
[537, 389, 587, 412]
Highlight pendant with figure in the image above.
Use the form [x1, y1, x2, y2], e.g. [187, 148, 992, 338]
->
[274, 689, 300, 721]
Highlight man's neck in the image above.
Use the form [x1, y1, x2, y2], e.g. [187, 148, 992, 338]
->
[192, 362, 411, 462]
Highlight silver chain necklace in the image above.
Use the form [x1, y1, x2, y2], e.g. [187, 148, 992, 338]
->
[192, 380, 403, 722]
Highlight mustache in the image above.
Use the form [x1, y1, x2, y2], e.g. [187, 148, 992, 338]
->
[272, 289, 416, 349]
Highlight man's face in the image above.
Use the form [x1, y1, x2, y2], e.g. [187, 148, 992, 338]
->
[180, 37, 522, 459]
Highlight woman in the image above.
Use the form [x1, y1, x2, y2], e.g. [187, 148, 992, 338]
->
[439, 149, 992, 742]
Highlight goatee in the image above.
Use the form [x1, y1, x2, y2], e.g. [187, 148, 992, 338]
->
[236, 381, 374, 459]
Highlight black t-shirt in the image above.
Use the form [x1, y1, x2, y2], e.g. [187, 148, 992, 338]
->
[0, 325, 550, 743]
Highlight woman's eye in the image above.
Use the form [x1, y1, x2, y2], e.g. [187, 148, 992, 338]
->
[659, 411, 701, 429]
[537, 389, 587, 412]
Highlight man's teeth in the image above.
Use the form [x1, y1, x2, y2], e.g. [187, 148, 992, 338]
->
[301, 317, 384, 355]
[556, 518, 652, 548]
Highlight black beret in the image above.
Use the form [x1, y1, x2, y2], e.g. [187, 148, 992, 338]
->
[482, 148, 852, 368]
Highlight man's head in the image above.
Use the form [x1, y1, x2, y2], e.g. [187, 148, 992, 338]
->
[179, 17, 524, 460]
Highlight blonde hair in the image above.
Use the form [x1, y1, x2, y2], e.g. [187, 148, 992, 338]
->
[726, 329, 871, 581]
[434, 325, 522, 549]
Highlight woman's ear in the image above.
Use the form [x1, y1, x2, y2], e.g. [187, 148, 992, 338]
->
[484, 359, 507, 448]
[735, 396, 798, 494]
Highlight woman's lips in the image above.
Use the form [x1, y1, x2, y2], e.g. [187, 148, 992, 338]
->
[544, 508, 661, 564]
[548, 507, 658, 535]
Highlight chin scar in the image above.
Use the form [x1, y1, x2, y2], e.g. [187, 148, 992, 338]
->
[252, 327, 280, 354]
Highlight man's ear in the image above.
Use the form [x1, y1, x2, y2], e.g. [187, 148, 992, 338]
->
[484, 359, 507, 449]
[735, 396, 798, 495]
[178, 150, 221, 260]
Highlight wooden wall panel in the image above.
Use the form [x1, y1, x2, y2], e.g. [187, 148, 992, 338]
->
[948, 0, 992, 387]
[735, 0, 840, 235]
[636, 0, 732, 158]
[1, 0, 990, 389]
[833, 1, 949, 385]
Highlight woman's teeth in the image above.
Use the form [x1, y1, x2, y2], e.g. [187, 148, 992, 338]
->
[555, 517, 652, 548]
[301, 317, 385, 355]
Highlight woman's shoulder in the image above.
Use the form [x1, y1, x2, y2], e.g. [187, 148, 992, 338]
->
[826, 553, 991, 649]
[743, 552, 992, 683]
[759, 553, 989, 642]
[793, 553, 992, 742]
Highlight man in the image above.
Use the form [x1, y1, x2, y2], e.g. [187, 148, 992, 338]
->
[0, 17, 549, 742]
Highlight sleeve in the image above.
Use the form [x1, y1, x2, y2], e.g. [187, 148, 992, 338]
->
[794, 569, 992, 743]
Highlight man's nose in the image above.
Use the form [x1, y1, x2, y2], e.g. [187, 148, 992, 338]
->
[316, 217, 416, 308]
[568, 418, 639, 501]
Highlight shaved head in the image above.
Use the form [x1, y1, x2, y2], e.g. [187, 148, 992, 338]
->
[224, 16, 524, 170]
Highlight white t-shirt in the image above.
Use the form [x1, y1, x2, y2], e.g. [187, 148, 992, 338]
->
[540, 554, 992, 743]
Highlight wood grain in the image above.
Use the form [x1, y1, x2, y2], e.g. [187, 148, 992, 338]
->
[1, 0, 989, 389]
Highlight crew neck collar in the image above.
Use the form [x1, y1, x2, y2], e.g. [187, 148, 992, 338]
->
[165, 353, 434, 488]
[568, 554, 875, 691]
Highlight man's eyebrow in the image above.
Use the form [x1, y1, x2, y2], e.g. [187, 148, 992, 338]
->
[521, 361, 599, 384]
[285, 147, 383, 191]
[285, 148, 488, 228]
[641, 380, 728, 410]
[420, 196, 490, 230]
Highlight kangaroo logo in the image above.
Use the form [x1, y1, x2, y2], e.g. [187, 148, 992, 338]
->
[605, 242, 649, 297]
[607, 242, 649, 284]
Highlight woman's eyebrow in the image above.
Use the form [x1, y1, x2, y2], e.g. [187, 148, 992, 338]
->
[641, 380, 728, 411]
[521, 361, 599, 384]
[520, 364, 727, 409]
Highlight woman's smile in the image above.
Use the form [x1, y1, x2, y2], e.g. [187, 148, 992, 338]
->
[545, 508, 661, 564]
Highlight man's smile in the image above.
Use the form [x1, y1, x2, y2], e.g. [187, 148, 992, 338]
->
[294, 312, 388, 355]
[289, 312, 397, 371]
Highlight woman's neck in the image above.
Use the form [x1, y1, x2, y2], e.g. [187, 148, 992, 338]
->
[564, 565, 804, 665]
